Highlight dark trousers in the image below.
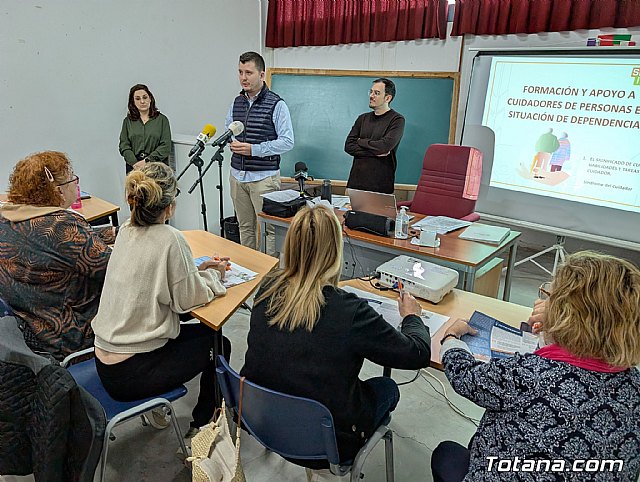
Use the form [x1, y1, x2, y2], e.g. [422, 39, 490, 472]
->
[431, 441, 470, 482]
[95, 323, 231, 427]
[363, 376, 400, 427]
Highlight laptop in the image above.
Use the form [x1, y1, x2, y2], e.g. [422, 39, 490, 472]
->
[347, 188, 404, 219]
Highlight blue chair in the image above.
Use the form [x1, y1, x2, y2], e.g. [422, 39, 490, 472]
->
[64, 348, 189, 482]
[215, 356, 394, 482]
[0, 296, 13, 317]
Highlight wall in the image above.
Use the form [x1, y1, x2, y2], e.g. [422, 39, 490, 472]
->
[0, 0, 261, 227]
[265, 16, 640, 263]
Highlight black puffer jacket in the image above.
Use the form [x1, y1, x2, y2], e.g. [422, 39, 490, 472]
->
[0, 316, 105, 481]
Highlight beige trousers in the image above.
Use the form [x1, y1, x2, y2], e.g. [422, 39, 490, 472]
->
[229, 173, 280, 256]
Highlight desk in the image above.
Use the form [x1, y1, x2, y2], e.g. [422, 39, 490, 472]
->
[340, 279, 531, 370]
[183, 230, 278, 330]
[183, 230, 278, 405]
[0, 193, 121, 226]
[260, 211, 520, 301]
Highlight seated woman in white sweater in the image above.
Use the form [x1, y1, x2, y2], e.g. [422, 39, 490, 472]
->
[92, 162, 230, 436]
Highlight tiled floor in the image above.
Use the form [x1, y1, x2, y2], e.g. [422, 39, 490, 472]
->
[0, 248, 580, 482]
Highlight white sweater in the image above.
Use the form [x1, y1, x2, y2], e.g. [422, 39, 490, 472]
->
[92, 222, 226, 354]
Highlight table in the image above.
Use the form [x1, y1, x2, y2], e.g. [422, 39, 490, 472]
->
[183, 230, 278, 330]
[259, 210, 521, 301]
[340, 279, 531, 370]
[183, 230, 279, 404]
[78, 196, 120, 226]
[0, 193, 121, 226]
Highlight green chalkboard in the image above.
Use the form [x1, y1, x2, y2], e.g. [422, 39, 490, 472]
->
[269, 69, 459, 185]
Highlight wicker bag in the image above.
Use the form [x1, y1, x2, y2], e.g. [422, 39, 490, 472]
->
[188, 378, 247, 482]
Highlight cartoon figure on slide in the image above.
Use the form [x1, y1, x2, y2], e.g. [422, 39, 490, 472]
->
[519, 128, 571, 186]
[549, 132, 571, 172]
[530, 128, 559, 177]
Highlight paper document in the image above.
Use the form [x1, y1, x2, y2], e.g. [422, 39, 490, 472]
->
[193, 256, 258, 288]
[306, 198, 333, 210]
[411, 216, 471, 234]
[308, 195, 350, 209]
[461, 311, 539, 362]
[261, 189, 301, 203]
[342, 286, 449, 334]
[329, 195, 351, 208]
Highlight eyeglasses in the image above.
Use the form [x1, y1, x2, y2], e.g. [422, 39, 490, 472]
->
[175, 188, 181, 198]
[368, 89, 384, 97]
[57, 174, 79, 187]
[538, 281, 552, 300]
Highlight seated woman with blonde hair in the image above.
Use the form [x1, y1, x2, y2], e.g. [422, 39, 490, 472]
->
[241, 205, 431, 465]
[92, 162, 230, 435]
[432, 251, 640, 482]
[0, 151, 114, 361]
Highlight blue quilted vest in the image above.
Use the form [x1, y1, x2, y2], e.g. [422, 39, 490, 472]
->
[231, 84, 282, 171]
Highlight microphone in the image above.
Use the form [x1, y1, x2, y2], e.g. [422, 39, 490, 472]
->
[211, 121, 244, 148]
[294, 161, 308, 195]
[188, 124, 217, 157]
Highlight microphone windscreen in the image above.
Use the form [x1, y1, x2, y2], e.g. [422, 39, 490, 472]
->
[294, 162, 308, 172]
[202, 124, 216, 137]
[229, 121, 244, 136]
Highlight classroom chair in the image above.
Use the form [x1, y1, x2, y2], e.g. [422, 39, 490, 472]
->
[64, 348, 189, 482]
[215, 355, 395, 482]
[0, 296, 13, 317]
[398, 144, 483, 222]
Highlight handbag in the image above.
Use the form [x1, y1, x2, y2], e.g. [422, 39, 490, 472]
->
[188, 377, 247, 482]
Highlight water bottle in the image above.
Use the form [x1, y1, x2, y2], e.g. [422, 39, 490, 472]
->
[394, 206, 409, 239]
[71, 184, 82, 209]
[320, 179, 332, 203]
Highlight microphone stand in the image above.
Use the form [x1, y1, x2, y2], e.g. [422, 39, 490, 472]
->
[190, 143, 227, 238]
[177, 150, 209, 231]
[192, 142, 253, 315]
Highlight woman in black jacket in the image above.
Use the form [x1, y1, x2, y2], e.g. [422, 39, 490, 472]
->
[241, 205, 431, 464]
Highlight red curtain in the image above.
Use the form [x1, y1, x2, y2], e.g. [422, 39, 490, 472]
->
[266, 0, 448, 48]
[451, 0, 640, 36]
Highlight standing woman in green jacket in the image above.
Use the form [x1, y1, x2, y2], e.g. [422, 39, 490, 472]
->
[119, 84, 172, 174]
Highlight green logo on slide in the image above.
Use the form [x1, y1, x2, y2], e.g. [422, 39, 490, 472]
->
[633, 67, 640, 85]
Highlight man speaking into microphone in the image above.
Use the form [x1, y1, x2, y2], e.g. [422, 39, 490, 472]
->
[226, 51, 294, 256]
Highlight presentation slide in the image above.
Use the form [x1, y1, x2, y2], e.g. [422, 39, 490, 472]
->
[482, 56, 640, 214]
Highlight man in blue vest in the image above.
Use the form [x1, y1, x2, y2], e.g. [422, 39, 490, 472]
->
[225, 51, 294, 256]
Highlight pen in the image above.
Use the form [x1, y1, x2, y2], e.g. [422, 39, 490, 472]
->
[398, 280, 404, 299]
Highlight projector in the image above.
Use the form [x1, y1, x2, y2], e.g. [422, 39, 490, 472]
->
[376, 255, 459, 303]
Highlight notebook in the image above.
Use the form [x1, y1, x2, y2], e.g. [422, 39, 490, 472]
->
[458, 223, 510, 245]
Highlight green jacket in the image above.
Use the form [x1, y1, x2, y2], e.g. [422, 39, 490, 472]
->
[119, 113, 172, 166]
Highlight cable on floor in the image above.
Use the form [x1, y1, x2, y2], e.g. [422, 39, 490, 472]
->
[396, 370, 421, 386]
[419, 369, 480, 427]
